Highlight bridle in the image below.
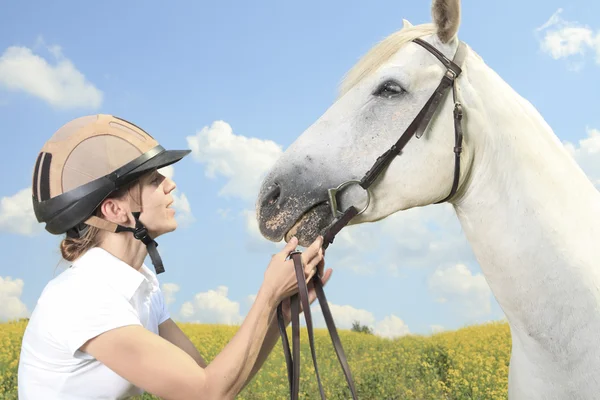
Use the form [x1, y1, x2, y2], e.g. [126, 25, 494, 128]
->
[275, 37, 468, 399]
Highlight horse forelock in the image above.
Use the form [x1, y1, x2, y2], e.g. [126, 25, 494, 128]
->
[338, 23, 438, 98]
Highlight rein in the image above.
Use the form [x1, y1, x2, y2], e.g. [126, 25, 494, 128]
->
[275, 37, 467, 399]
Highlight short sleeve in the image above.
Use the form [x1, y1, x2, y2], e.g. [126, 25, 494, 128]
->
[152, 285, 171, 325]
[61, 287, 142, 357]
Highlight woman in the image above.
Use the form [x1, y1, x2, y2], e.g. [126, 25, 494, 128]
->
[17, 114, 330, 399]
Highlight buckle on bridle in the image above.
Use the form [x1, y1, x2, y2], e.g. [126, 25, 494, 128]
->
[327, 180, 371, 219]
[454, 103, 463, 118]
[445, 69, 457, 80]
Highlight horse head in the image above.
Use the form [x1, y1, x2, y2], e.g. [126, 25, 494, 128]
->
[256, 0, 477, 247]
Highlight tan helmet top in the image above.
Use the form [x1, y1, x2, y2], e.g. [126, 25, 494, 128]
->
[32, 114, 159, 203]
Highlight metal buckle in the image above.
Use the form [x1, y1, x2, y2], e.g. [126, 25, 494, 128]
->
[327, 180, 371, 219]
[133, 226, 148, 240]
[454, 103, 463, 118]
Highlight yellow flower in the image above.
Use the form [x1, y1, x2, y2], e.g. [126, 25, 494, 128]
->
[1, 319, 511, 399]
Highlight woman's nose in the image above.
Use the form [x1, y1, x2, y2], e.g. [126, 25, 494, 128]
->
[164, 177, 177, 193]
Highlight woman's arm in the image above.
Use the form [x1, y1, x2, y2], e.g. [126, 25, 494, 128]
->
[80, 237, 324, 399]
[80, 284, 279, 399]
[159, 318, 208, 367]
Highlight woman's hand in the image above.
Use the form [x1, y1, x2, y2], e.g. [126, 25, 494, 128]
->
[278, 256, 333, 325]
[263, 236, 325, 304]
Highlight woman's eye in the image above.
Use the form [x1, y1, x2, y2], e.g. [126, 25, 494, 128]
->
[373, 80, 405, 99]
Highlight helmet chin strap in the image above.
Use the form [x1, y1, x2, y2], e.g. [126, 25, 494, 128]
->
[74, 213, 165, 274]
[114, 212, 164, 274]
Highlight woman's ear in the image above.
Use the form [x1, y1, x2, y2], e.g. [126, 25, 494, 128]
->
[431, 0, 461, 43]
[99, 198, 130, 225]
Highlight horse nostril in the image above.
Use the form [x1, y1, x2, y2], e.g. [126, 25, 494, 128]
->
[265, 184, 281, 207]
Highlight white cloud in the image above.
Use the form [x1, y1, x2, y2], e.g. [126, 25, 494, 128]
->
[161, 283, 180, 306]
[0, 40, 102, 109]
[315, 302, 376, 328]
[309, 302, 410, 339]
[319, 202, 474, 276]
[242, 208, 280, 252]
[0, 276, 29, 322]
[158, 165, 195, 227]
[563, 127, 600, 187]
[217, 208, 233, 220]
[373, 315, 410, 339]
[0, 188, 41, 236]
[535, 9, 600, 67]
[172, 191, 194, 227]
[428, 263, 492, 318]
[246, 294, 257, 305]
[431, 324, 445, 334]
[186, 120, 283, 202]
[178, 285, 243, 325]
[381, 204, 472, 268]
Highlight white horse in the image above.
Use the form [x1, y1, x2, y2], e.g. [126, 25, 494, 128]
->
[255, 0, 600, 398]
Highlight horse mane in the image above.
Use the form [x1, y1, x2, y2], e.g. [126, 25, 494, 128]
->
[338, 23, 438, 97]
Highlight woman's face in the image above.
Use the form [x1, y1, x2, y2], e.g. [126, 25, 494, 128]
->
[136, 169, 178, 238]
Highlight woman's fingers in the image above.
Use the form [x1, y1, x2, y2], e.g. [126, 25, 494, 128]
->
[301, 236, 323, 266]
[277, 236, 299, 260]
[316, 257, 325, 278]
[304, 249, 323, 280]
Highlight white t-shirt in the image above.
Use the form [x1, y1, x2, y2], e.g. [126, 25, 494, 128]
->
[18, 247, 171, 399]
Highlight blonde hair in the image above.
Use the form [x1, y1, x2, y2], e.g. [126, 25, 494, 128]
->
[59, 224, 101, 262]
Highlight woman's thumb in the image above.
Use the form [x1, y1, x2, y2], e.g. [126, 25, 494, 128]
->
[279, 236, 298, 258]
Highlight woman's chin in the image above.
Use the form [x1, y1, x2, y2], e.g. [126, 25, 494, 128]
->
[149, 222, 177, 239]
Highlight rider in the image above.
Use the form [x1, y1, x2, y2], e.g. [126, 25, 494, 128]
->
[17, 114, 330, 399]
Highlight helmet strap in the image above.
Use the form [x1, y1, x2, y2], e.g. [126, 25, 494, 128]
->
[115, 212, 164, 274]
[79, 213, 165, 275]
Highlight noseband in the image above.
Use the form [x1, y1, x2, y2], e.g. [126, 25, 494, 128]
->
[276, 38, 468, 399]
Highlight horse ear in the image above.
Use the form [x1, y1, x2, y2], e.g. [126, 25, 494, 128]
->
[431, 0, 461, 43]
[402, 19, 413, 29]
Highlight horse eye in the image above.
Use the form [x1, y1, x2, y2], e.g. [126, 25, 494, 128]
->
[373, 80, 405, 99]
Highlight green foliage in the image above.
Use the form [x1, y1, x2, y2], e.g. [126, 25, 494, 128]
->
[351, 320, 373, 335]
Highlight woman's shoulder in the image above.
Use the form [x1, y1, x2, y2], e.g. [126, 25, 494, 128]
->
[35, 256, 128, 318]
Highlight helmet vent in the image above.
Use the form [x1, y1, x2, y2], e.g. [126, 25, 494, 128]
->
[109, 121, 147, 142]
[39, 152, 53, 201]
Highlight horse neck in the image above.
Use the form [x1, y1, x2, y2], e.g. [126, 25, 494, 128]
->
[451, 51, 600, 336]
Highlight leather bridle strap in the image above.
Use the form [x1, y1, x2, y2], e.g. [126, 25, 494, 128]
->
[322, 206, 359, 250]
[359, 39, 465, 191]
[412, 38, 468, 204]
[277, 252, 358, 399]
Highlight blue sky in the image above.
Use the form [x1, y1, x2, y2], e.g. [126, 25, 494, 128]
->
[1, 0, 600, 337]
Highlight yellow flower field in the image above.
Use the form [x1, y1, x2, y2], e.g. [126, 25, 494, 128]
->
[0, 319, 511, 399]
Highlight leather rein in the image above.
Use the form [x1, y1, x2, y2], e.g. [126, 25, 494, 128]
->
[275, 37, 468, 399]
